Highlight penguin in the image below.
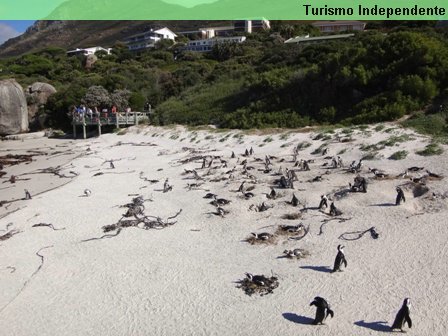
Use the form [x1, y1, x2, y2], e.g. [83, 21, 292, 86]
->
[303, 161, 310, 171]
[245, 273, 266, 286]
[245, 149, 249, 157]
[310, 297, 334, 325]
[24, 189, 32, 200]
[84, 189, 92, 197]
[329, 202, 342, 216]
[268, 188, 277, 199]
[9, 175, 16, 183]
[332, 245, 347, 273]
[251, 232, 272, 240]
[395, 187, 406, 205]
[212, 195, 231, 206]
[291, 193, 299, 207]
[201, 157, 206, 169]
[203, 193, 217, 199]
[283, 249, 304, 258]
[249, 147, 254, 156]
[110, 161, 115, 169]
[238, 181, 246, 192]
[391, 298, 412, 332]
[231, 151, 235, 159]
[318, 195, 328, 209]
[243, 192, 255, 199]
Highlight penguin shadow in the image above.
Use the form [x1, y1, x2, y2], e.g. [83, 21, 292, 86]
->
[354, 320, 390, 332]
[300, 265, 333, 273]
[370, 203, 396, 207]
[282, 313, 314, 325]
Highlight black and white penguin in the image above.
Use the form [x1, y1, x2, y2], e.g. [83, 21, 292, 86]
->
[203, 193, 217, 199]
[249, 147, 254, 156]
[231, 151, 235, 159]
[391, 298, 412, 332]
[329, 202, 342, 216]
[291, 193, 299, 207]
[318, 195, 328, 209]
[245, 273, 266, 286]
[238, 181, 246, 193]
[84, 189, 92, 197]
[110, 161, 115, 169]
[251, 232, 272, 240]
[310, 297, 334, 325]
[24, 189, 32, 200]
[395, 187, 406, 205]
[332, 245, 347, 273]
[283, 249, 304, 258]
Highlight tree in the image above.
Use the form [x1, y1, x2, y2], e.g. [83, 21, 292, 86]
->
[110, 89, 131, 111]
[82, 85, 111, 109]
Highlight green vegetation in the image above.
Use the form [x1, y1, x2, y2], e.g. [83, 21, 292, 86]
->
[416, 143, 444, 156]
[296, 141, 312, 150]
[1, 26, 448, 130]
[389, 150, 408, 160]
[378, 134, 413, 147]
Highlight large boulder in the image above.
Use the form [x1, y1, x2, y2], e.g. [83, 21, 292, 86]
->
[0, 79, 28, 135]
[26, 82, 57, 127]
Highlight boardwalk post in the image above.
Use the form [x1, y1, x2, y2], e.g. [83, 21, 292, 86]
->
[82, 115, 86, 139]
[115, 112, 119, 130]
[72, 112, 77, 139]
[97, 117, 101, 137]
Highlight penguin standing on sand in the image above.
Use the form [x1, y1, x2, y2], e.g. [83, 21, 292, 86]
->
[395, 187, 406, 205]
[310, 297, 334, 325]
[291, 193, 299, 207]
[329, 202, 342, 216]
[391, 298, 412, 332]
[332, 245, 347, 273]
[24, 189, 32, 200]
[318, 195, 328, 209]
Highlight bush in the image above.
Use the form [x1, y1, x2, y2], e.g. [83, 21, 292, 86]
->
[389, 150, 408, 160]
[416, 143, 444, 156]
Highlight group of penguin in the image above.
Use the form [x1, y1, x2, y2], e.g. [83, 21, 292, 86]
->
[310, 245, 412, 332]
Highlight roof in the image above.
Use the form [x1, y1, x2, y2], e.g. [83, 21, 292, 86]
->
[285, 33, 355, 44]
[125, 27, 177, 40]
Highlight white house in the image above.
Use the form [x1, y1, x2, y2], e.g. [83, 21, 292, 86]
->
[184, 36, 246, 53]
[66, 46, 112, 56]
[125, 27, 177, 51]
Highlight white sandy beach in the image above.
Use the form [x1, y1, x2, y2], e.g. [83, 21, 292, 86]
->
[1, 124, 447, 336]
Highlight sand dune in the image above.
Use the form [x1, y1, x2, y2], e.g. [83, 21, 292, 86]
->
[1, 124, 447, 335]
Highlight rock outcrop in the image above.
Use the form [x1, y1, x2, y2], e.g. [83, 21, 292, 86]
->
[26, 82, 57, 129]
[0, 79, 28, 135]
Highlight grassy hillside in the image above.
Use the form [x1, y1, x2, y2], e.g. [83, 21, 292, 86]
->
[0, 23, 447, 132]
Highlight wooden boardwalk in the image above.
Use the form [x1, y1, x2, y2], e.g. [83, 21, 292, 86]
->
[72, 112, 151, 139]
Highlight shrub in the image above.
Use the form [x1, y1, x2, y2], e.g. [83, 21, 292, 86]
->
[389, 150, 408, 160]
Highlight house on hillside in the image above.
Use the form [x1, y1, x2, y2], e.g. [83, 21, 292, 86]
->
[312, 21, 366, 33]
[177, 19, 270, 40]
[184, 36, 246, 52]
[66, 46, 112, 56]
[233, 19, 271, 33]
[124, 27, 177, 51]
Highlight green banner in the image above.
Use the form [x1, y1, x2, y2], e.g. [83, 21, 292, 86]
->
[0, 0, 446, 19]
